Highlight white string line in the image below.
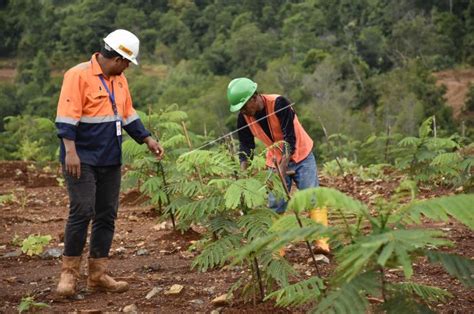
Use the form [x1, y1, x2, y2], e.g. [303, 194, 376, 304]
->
[186, 102, 296, 154]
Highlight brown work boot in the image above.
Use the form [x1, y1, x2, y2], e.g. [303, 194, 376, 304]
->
[87, 257, 129, 293]
[56, 255, 82, 297]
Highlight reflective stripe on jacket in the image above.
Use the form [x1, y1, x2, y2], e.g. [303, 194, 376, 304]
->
[55, 53, 150, 166]
[243, 94, 313, 167]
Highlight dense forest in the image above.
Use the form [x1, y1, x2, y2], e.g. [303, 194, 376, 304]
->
[0, 0, 473, 160]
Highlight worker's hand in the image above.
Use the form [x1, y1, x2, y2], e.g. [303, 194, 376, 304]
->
[65, 151, 81, 179]
[144, 136, 164, 160]
[63, 138, 81, 179]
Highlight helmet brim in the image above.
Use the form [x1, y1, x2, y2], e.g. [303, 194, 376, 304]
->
[229, 99, 248, 112]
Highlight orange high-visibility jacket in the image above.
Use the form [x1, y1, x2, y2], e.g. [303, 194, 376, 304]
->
[243, 94, 313, 167]
[55, 53, 151, 166]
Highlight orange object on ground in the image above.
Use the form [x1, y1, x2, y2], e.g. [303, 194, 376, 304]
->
[310, 207, 330, 253]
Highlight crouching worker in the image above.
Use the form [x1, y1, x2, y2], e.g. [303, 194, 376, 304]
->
[55, 29, 164, 296]
[227, 77, 329, 254]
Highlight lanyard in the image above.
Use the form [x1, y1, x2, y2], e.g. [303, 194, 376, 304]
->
[99, 75, 118, 118]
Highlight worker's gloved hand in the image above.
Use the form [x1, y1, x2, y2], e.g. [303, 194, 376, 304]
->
[144, 136, 165, 160]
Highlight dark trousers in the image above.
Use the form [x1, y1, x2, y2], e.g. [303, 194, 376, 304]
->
[63, 164, 121, 258]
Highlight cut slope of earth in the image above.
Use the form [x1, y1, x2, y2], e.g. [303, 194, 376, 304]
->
[434, 68, 474, 119]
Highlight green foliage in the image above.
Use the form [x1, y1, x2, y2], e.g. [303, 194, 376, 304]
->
[0, 115, 57, 161]
[402, 194, 474, 230]
[192, 234, 241, 272]
[21, 234, 52, 256]
[391, 282, 453, 303]
[18, 296, 49, 313]
[395, 117, 469, 185]
[0, 193, 15, 205]
[314, 271, 381, 314]
[266, 277, 325, 307]
[229, 186, 470, 310]
[426, 251, 474, 286]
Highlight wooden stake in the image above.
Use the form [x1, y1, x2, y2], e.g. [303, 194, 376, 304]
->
[158, 162, 176, 230]
[273, 159, 322, 277]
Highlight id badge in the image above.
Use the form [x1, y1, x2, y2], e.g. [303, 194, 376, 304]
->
[116, 120, 122, 136]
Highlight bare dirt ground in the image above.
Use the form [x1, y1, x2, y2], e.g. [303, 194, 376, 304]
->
[0, 161, 472, 313]
[434, 68, 474, 119]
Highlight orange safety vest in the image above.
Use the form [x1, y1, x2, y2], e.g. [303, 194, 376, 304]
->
[243, 94, 313, 167]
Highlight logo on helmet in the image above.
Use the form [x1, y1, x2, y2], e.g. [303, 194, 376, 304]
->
[119, 45, 133, 56]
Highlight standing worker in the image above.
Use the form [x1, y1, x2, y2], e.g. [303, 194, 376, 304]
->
[55, 29, 164, 296]
[227, 77, 329, 254]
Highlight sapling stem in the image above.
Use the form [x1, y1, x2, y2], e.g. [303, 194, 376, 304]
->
[253, 257, 265, 302]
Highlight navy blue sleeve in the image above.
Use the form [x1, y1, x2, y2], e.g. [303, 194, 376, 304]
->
[237, 113, 255, 162]
[123, 119, 152, 144]
[275, 96, 296, 156]
[56, 122, 77, 140]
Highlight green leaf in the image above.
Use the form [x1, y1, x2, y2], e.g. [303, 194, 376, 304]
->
[288, 187, 369, 216]
[427, 251, 474, 286]
[192, 235, 242, 272]
[313, 272, 380, 314]
[21, 234, 52, 256]
[398, 136, 421, 147]
[238, 209, 276, 241]
[266, 277, 325, 307]
[265, 257, 297, 287]
[336, 229, 449, 282]
[418, 116, 433, 138]
[391, 282, 452, 303]
[402, 194, 474, 230]
[225, 178, 267, 209]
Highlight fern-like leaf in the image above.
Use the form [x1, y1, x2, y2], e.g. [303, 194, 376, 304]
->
[264, 257, 297, 287]
[390, 282, 452, 303]
[225, 178, 267, 209]
[313, 271, 380, 314]
[208, 215, 239, 236]
[238, 209, 277, 241]
[336, 229, 450, 282]
[288, 187, 370, 217]
[230, 225, 326, 264]
[426, 251, 474, 286]
[398, 136, 421, 147]
[175, 195, 224, 222]
[266, 277, 325, 307]
[402, 194, 474, 230]
[192, 234, 242, 272]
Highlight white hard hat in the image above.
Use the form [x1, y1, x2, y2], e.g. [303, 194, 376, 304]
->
[103, 29, 140, 65]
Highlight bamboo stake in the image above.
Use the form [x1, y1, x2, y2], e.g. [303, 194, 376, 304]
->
[273, 159, 322, 277]
[158, 161, 176, 230]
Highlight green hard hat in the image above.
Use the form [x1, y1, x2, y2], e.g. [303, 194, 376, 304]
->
[227, 77, 258, 112]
